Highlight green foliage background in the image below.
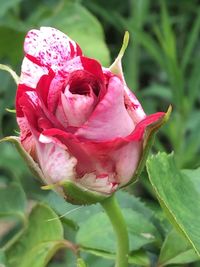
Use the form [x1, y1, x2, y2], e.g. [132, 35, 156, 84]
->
[0, 0, 200, 266]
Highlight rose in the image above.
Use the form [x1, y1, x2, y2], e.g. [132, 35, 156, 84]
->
[15, 27, 168, 204]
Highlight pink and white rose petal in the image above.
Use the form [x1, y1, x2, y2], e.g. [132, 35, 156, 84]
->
[16, 27, 165, 195]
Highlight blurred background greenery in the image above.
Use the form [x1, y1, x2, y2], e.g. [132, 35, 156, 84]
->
[0, 0, 200, 266]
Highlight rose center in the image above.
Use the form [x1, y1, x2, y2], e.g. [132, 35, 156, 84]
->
[66, 70, 100, 97]
[69, 83, 91, 96]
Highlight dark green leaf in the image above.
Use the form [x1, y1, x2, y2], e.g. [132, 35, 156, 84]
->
[146, 152, 200, 256]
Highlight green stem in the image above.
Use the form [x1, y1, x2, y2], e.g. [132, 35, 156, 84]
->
[101, 194, 129, 267]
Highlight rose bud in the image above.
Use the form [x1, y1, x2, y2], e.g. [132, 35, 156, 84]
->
[6, 27, 170, 204]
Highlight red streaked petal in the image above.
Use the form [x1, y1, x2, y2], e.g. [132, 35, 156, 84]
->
[20, 27, 82, 88]
[78, 173, 118, 194]
[18, 90, 53, 137]
[80, 57, 104, 83]
[16, 83, 35, 117]
[17, 116, 36, 159]
[36, 135, 77, 184]
[35, 69, 55, 106]
[123, 85, 146, 124]
[34, 72, 66, 130]
[41, 111, 165, 180]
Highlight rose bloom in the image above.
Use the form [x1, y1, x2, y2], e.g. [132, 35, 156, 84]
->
[16, 27, 165, 201]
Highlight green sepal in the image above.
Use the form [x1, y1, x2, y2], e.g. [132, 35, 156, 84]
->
[5, 108, 16, 113]
[121, 105, 172, 188]
[0, 136, 45, 182]
[109, 31, 129, 78]
[0, 63, 19, 84]
[42, 180, 110, 205]
[60, 180, 110, 205]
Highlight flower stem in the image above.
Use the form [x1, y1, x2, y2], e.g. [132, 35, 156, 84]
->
[101, 194, 129, 267]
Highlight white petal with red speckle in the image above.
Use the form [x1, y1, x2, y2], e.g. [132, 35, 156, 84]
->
[78, 173, 117, 194]
[36, 136, 77, 183]
[20, 57, 48, 88]
[24, 27, 82, 70]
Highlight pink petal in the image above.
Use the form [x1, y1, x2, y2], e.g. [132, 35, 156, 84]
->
[60, 69, 99, 127]
[55, 97, 69, 128]
[40, 128, 129, 178]
[47, 74, 66, 113]
[42, 112, 165, 189]
[47, 56, 105, 114]
[110, 141, 142, 185]
[123, 85, 146, 124]
[17, 116, 36, 158]
[76, 76, 135, 141]
[61, 91, 96, 127]
[41, 128, 104, 176]
[103, 67, 146, 124]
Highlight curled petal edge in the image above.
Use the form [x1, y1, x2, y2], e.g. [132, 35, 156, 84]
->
[121, 105, 172, 188]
